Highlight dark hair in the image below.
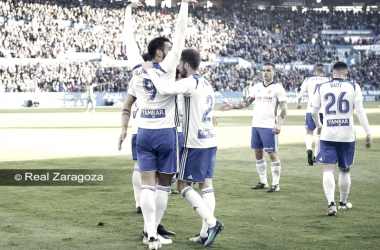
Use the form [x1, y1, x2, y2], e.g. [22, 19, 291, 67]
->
[263, 62, 276, 70]
[315, 64, 325, 73]
[333, 61, 348, 71]
[147, 37, 171, 59]
[180, 48, 201, 70]
[141, 53, 151, 62]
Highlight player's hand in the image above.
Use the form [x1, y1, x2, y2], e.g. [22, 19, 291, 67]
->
[142, 61, 153, 71]
[182, 0, 198, 8]
[296, 105, 301, 109]
[365, 134, 372, 149]
[212, 116, 218, 126]
[273, 124, 281, 134]
[128, 1, 144, 10]
[218, 103, 233, 111]
[118, 131, 127, 151]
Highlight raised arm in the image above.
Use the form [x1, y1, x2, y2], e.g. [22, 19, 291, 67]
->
[160, 1, 195, 72]
[123, 2, 144, 68]
[118, 93, 137, 151]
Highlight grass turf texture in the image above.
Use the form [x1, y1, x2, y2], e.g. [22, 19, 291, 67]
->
[0, 103, 379, 249]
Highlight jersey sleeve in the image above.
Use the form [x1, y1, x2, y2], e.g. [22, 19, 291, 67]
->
[297, 78, 307, 99]
[146, 68, 193, 96]
[160, 3, 188, 72]
[277, 85, 287, 102]
[248, 85, 256, 98]
[354, 83, 363, 102]
[123, 7, 144, 68]
[312, 85, 321, 109]
[127, 82, 136, 97]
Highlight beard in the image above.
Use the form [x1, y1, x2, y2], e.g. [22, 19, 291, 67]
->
[180, 67, 187, 79]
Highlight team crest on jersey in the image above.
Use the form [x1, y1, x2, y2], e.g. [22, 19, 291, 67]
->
[268, 90, 271, 94]
[198, 129, 216, 139]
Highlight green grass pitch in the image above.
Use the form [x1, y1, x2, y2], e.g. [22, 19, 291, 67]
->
[0, 102, 379, 250]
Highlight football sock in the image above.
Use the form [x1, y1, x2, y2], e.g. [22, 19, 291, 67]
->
[200, 187, 215, 237]
[154, 185, 170, 230]
[181, 186, 216, 228]
[306, 134, 313, 150]
[132, 166, 141, 208]
[315, 135, 320, 158]
[141, 185, 156, 239]
[271, 161, 281, 185]
[323, 170, 335, 205]
[170, 176, 176, 190]
[338, 172, 351, 204]
[256, 158, 267, 184]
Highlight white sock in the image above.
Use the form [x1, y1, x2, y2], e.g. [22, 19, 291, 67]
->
[154, 185, 170, 230]
[170, 177, 176, 190]
[141, 185, 156, 238]
[181, 186, 216, 228]
[200, 187, 215, 237]
[338, 172, 351, 204]
[271, 161, 281, 185]
[315, 135, 320, 157]
[132, 166, 141, 208]
[306, 134, 313, 150]
[256, 158, 267, 184]
[323, 170, 335, 205]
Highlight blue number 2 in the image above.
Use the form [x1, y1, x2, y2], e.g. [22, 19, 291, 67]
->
[202, 95, 213, 122]
[324, 92, 349, 115]
[143, 79, 157, 101]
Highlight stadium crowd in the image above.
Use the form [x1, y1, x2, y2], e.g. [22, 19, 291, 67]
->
[0, 0, 380, 92]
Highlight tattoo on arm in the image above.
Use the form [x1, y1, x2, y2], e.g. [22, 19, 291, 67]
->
[233, 96, 255, 109]
[279, 101, 287, 119]
[122, 109, 131, 117]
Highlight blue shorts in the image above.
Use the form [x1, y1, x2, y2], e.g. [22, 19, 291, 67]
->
[316, 140, 355, 169]
[178, 132, 184, 151]
[178, 147, 217, 183]
[137, 128, 178, 174]
[305, 113, 324, 131]
[131, 134, 137, 161]
[251, 127, 278, 152]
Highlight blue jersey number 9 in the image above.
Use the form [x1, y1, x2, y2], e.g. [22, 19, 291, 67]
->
[324, 92, 349, 115]
[143, 79, 157, 101]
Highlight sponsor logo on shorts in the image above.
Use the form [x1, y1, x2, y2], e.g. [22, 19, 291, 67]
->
[141, 109, 165, 118]
[327, 119, 349, 127]
[198, 129, 216, 139]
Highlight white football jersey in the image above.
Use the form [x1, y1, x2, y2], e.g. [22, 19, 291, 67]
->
[181, 75, 217, 148]
[299, 75, 329, 113]
[312, 78, 362, 142]
[131, 64, 180, 129]
[127, 86, 140, 135]
[249, 82, 287, 128]
[124, 3, 188, 130]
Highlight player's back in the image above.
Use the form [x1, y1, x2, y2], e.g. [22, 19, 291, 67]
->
[302, 75, 329, 112]
[318, 79, 359, 142]
[131, 64, 178, 129]
[182, 75, 217, 148]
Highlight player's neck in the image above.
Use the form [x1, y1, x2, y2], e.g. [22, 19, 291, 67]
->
[263, 80, 273, 86]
